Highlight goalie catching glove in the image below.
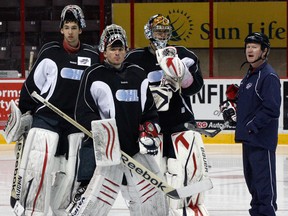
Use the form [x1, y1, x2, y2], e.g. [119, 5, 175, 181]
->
[3, 100, 32, 143]
[138, 122, 161, 155]
[156, 46, 193, 91]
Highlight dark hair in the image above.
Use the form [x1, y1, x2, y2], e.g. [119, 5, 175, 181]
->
[61, 11, 80, 28]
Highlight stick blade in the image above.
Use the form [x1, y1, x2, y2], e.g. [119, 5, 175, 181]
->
[184, 123, 214, 137]
[166, 178, 213, 199]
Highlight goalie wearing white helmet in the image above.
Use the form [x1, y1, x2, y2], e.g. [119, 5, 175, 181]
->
[125, 14, 210, 216]
[9, 4, 99, 215]
[67, 24, 169, 216]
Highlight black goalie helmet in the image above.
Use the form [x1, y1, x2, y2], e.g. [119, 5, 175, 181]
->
[98, 24, 128, 53]
[60, 5, 86, 29]
[144, 14, 172, 49]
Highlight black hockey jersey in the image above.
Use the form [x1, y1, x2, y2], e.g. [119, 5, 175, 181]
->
[19, 41, 99, 120]
[125, 46, 203, 131]
[75, 62, 159, 156]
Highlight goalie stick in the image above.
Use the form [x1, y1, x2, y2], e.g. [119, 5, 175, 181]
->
[184, 121, 229, 138]
[31, 91, 213, 200]
[10, 135, 25, 208]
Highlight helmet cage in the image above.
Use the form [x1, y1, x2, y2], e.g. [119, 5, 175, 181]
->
[99, 24, 128, 53]
[60, 5, 86, 29]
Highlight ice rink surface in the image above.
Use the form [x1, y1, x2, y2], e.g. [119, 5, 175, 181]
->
[1, 144, 287, 216]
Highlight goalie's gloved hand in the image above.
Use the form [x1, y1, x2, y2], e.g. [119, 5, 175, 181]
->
[156, 46, 187, 92]
[138, 122, 161, 155]
[219, 100, 237, 126]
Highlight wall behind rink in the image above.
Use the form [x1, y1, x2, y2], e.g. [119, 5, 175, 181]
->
[192, 79, 288, 144]
[189, 48, 287, 78]
[0, 79, 287, 144]
[113, 2, 287, 78]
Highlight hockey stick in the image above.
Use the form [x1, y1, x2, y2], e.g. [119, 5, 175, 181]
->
[10, 135, 25, 209]
[184, 121, 229, 138]
[31, 91, 213, 199]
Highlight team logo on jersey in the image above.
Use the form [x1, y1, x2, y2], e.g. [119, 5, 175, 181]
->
[61, 68, 83, 80]
[246, 83, 253, 89]
[167, 9, 194, 42]
[147, 70, 163, 83]
[116, 89, 139, 102]
[78, 56, 91, 66]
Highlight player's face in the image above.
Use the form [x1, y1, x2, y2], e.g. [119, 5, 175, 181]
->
[104, 46, 126, 69]
[61, 21, 82, 47]
[245, 43, 267, 67]
[152, 26, 171, 41]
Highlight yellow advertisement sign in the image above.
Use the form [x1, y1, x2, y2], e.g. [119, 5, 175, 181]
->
[112, 2, 286, 48]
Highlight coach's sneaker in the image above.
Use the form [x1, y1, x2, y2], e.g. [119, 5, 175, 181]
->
[65, 185, 87, 214]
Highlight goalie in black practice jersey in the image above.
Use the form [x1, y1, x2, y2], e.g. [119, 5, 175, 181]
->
[68, 24, 169, 216]
[8, 5, 99, 215]
[125, 14, 210, 216]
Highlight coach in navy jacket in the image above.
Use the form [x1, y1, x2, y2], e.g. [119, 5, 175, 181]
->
[234, 32, 281, 216]
[235, 61, 281, 151]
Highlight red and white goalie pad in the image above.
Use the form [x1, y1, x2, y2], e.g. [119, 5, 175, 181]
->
[167, 130, 209, 215]
[91, 118, 121, 166]
[17, 128, 59, 215]
[3, 100, 32, 144]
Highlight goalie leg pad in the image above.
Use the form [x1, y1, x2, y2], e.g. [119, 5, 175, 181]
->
[167, 131, 209, 216]
[121, 153, 169, 216]
[69, 165, 123, 216]
[18, 128, 59, 215]
[152, 134, 167, 176]
[50, 132, 84, 212]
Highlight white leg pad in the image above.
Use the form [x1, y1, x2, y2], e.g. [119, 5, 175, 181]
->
[167, 131, 209, 216]
[50, 132, 84, 213]
[18, 128, 59, 215]
[153, 134, 167, 176]
[69, 165, 123, 216]
[121, 153, 169, 216]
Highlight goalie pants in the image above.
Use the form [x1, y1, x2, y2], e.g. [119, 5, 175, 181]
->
[242, 143, 277, 216]
[32, 114, 80, 157]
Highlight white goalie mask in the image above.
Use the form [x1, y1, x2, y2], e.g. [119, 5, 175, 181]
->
[60, 5, 86, 29]
[99, 24, 128, 53]
[144, 14, 172, 49]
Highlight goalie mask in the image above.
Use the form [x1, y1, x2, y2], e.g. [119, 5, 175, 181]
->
[99, 24, 128, 53]
[144, 14, 172, 49]
[60, 5, 86, 29]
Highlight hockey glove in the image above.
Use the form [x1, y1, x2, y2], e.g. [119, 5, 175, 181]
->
[219, 100, 237, 126]
[156, 46, 188, 92]
[3, 100, 32, 144]
[226, 84, 239, 101]
[138, 122, 161, 155]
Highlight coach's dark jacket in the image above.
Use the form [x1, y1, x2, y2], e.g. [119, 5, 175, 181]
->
[235, 62, 281, 151]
